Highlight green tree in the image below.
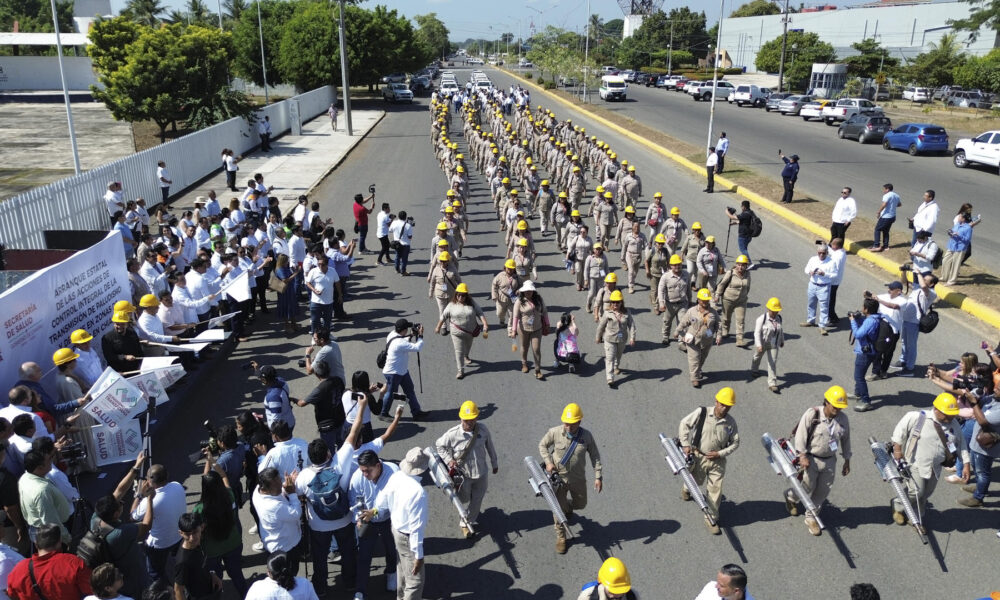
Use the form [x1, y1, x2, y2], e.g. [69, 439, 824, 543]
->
[414, 13, 450, 60]
[952, 48, 1000, 92]
[184, 0, 214, 26]
[949, 0, 1000, 42]
[843, 38, 898, 79]
[232, 0, 294, 86]
[730, 0, 781, 18]
[665, 7, 710, 56]
[603, 18, 623, 40]
[87, 16, 144, 74]
[0, 0, 74, 56]
[223, 0, 246, 23]
[755, 31, 836, 90]
[122, 0, 166, 27]
[587, 14, 603, 43]
[900, 32, 966, 88]
[275, 1, 335, 91]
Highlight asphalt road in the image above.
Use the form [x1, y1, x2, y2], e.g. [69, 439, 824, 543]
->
[134, 76, 996, 600]
[524, 72, 999, 274]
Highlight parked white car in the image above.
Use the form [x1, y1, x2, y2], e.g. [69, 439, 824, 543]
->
[821, 98, 882, 125]
[953, 130, 1000, 173]
[382, 82, 413, 103]
[689, 80, 735, 101]
[730, 84, 770, 107]
[902, 87, 932, 103]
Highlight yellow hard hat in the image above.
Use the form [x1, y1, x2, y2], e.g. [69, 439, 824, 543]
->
[502, 177, 510, 184]
[669, 254, 683, 265]
[517, 220, 528, 231]
[706, 236, 716, 244]
[541, 179, 550, 186]
[593, 242, 603, 250]
[824, 385, 848, 409]
[561, 402, 582, 424]
[111, 310, 131, 323]
[765, 297, 782, 312]
[715, 386, 736, 406]
[510, 189, 519, 196]
[455, 283, 469, 293]
[436, 222, 449, 231]
[517, 238, 529, 247]
[437, 239, 449, 247]
[598, 557, 631, 594]
[572, 154, 579, 161]
[70, 329, 93, 344]
[655, 234, 667, 244]
[139, 294, 159, 308]
[933, 392, 959, 416]
[624, 206, 636, 214]
[447, 189, 456, 197]
[609, 290, 624, 302]
[603, 191, 613, 199]
[570, 209, 580, 217]
[52, 347, 80, 367]
[530, 165, 537, 171]
[113, 300, 136, 313]
[596, 186, 605, 193]
[736, 255, 749, 264]
[444, 207, 454, 214]
[605, 273, 618, 283]
[560, 192, 570, 199]
[438, 251, 451, 262]
[459, 400, 479, 420]
[565, 151, 573, 157]
[453, 200, 462, 207]
[628, 165, 636, 171]
[621, 160, 628, 166]
[499, 156, 508, 163]
[610, 152, 617, 159]
[669, 205, 679, 214]
[456, 166, 465, 173]
[697, 288, 712, 301]
[692, 222, 702, 230]
[526, 157, 533, 164]
[505, 259, 516, 269]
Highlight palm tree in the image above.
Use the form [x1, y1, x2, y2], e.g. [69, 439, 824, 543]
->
[185, 0, 212, 25]
[588, 14, 603, 44]
[223, 0, 247, 22]
[123, 0, 166, 26]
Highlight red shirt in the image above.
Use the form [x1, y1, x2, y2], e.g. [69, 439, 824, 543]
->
[6, 552, 92, 600]
[353, 202, 369, 226]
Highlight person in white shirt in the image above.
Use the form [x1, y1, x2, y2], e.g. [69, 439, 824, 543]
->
[155, 161, 172, 203]
[252, 467, 302, 568]
[304, 256, 338, 336]
[0, 542, 24, 598]
[378, 320, 427, 421]
[375, 203, 394, 265]
[203, 191, 221, 217]
[896, 273, 939, 375]
[139, 250, 173, 296]
[70, 329, 104, 387]
[104, 181, 124, 220]
[907, 229, 938, 285]
[194, 218, 213, 250]
[693, 564, 754, 600]
[258, 115, 272, 151]
[830, 186, 857, 242]
[170, 272, 214, 325]
[294, 409, 366, 596]
[349, 449, 399, 597]
[186, 258, 220, 321]
[131, 464, 186, 583]
[245, 552, 319, 600]
[136, 294, 180, 357]
[258, 420, 310, 478]
[360, 447, 428, 600]
[388, 211, 415, 275]
[827, 238, 847, 323]
[801, 242, 839, 334]
[135, 198, 150, 230]
[715, 132, 729, 173]
[704, 147, 718, 193]
[293, 197, 309, 225]
[873, 281, 905, 376]
[907, 189, 939, 245]
[223, 149, 241, 192]
[155, 291, 188, 336]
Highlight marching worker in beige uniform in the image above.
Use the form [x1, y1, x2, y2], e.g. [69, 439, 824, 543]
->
[614, 205, 639, 248]
[657, 254, 691, 346]
[435, 401, 499, 537]
[563, 208, 584, 255]
[681, 222, 706, 278]
[491, 260, 523, 329]
[592, 273, 620, 322]
[645, 233, 670, 308]
[714, 255, 752, 346]
[696, 235, 725, 291]
[677, 288, 720, 388]
[678, 387, 740, 534]
[513, 238, 537, 281]
[567, 224, 593, 290]
[509, 281, 550, 380]
[538, 180, 556, 233]
[428, 251, 462, 333]
[435, 283, 489, 380]
[595, 290, 636, 387]
[619, 165, 642, 209]
[661, 205, 687, 246]
[619, 221, 647, 294]
[584, 242, 610, 312]
[592, 191, 618, 248]
[539, 403, 603, 554]
[889, 393, 970, 530]
[751, 297, 786, 393]
[786, 385, 852, 536]
[578, 558, 633, 600]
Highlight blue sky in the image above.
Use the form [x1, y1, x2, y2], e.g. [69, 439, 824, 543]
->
[105, 0, 840, 41]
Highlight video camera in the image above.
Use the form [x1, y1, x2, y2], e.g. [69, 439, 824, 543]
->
[200, 420, 220, 455]
[726, 206, 737, 215]
[61, 441, 87, 463]
[369, 184, 376, 196]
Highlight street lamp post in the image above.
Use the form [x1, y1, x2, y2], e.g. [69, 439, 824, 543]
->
[256, 0, 269, 104]
[337, 0, 353, 135]
[705, 0, 725, 154]
[777, 0, 790, 92]
[49, 0, 81, 175]
[583, 0, 590, 103]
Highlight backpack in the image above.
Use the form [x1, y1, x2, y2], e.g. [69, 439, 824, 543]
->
[376, 335, 403, 369]
[930, 241, 943, 270]
[916, 291, 939, 334]
[873, 316, 895, 353]
[76, 524, 115, 569]
[306, 466, 349, 521]
[749, 211, 763, 238]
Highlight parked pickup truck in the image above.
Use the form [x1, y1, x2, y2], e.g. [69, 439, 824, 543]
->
[688, 80, 735, 101]
[821, 98, 882, 125]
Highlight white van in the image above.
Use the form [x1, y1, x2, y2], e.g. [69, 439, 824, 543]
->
[599, 75, 627, 101]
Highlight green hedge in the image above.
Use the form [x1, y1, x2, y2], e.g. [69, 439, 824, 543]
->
[524, 72, 533, 79]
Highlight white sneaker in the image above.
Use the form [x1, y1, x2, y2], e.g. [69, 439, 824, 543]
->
[353, 594, 365, 600]
[386, 573, 397, 592]
[252, 541, 265, 553]
[248, 525, 258, 535]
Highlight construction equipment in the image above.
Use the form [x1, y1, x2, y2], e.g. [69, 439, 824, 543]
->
[869, 436, 927, 544]
[524, 456, 573, 538]
[658, 433, 716, 526]
[761, 432, 825, 531]
[423, 447, 474, 534]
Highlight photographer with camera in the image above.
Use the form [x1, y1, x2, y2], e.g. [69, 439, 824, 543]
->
[353, 190, 376, 253]
[296, 359, 345, 451]
[378, 320, 429, 422]
[251, 364, 296, 432]
[375, 202, 394, 265]
[847, 298, 882, 412]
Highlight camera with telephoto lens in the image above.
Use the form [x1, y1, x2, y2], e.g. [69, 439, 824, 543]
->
[200, 420, 220, 455]
[406, 216, 416, 227]
[899, 263, 912, 272]
[726, 206, 737, 215]
[61, 441, 87, 463]
[297, 359, 307, 368]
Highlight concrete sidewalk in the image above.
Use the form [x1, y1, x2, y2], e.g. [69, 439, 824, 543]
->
[168, 110, 384, 215]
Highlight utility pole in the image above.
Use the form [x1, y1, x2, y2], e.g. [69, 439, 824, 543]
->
[49, 0, 80, 175]
[256, 0, 269, 103]
[216, 0, 223, 29]
[583, 0, 590, 103]
[667, 20, 674, 76]
[336, 0, 353, 135]
[777, 0, 790, 92]
[706, 0, 724, 154]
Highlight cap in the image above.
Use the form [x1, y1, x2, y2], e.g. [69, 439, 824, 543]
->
[459, 401, 479, 420]
[111, 310, 131, 323]
[259, 365, 277, 379]
[691, 222, 702, 230]
[605, 273, 618, 283]
[886, 281, 903, 290]
[765, 297, 782, 312]
[697, 288, 712, 301]
[609, 290, 624, 302]
[52, 348, 80, 367]
[437, 239, 449, 247]
[438, 251, 451, 262]
[138, 294, 159, 308]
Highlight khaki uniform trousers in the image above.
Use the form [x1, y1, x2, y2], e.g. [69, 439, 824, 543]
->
[719, 298, 747, 342]
[457, 473, 488, 523]
[789, 454, 837, 509]
[586, 277, 603, 312]
[662, 301, 684, 341]
[392, 528, 424, 600]
[624, 252, 641, 290]
[603, 340, 625, 382]
[495, 299, 513, 328]
[696, 272, 718, 291]
[595, 223, 612, 248]
[573, 259, 587, 288]
[518, 329, 543, 368]
[893, 473, 938, 519]
[435, 296, 449, 327]
[449, 331, 474, 375]
[555, 473, 588, 516]
[687, 337, 712, 383]
[751, 342, 780, 387]
[687, 455, 726, 516]
[555, 221, 568, 250]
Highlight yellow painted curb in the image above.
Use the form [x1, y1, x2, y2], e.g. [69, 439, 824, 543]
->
[501, 68, 1000, 330]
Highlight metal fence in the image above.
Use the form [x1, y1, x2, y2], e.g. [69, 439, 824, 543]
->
[0, 85, 335, 250]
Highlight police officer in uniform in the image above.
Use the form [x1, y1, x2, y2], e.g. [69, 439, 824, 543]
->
[578, 557, 634, 600]
[538, 403, 602, 554]
[678, 387, 740, 535]
[677, 289, 720, 388]
[595, 290, 636, 388]
[435, 401, 498, 538]
[714, 255, 752, 346]
[657, 255, 691, 346]
[786, 385, 852, 536]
